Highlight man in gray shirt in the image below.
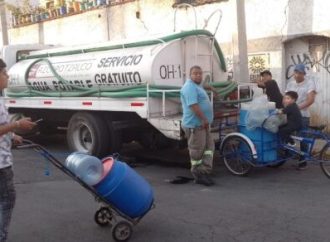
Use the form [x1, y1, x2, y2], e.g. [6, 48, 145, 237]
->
[286, 64, 317, 169]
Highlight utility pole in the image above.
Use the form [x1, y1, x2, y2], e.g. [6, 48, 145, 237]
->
[0, 0, 9, 45]
[235, 0, 249, 83]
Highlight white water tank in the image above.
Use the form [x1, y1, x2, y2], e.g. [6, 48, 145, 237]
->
[7, 30, 227, 95]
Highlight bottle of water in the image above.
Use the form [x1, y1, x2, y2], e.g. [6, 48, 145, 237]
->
[65, 152, 104, 186]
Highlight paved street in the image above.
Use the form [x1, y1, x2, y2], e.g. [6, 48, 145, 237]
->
[7, 135, 330, 242]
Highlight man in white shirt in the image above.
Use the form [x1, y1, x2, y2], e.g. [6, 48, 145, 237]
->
[286, 64, 317, 169]
[0, 59, 36, 242]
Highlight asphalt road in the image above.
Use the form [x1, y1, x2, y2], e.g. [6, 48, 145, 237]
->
[7, 135, 330, 242]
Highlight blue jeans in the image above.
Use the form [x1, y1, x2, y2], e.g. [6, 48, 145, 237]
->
[0, 167, 16, 242]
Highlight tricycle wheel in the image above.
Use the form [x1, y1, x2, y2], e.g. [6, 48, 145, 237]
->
[112, 221, 133, 242]
[319, 144, 330, 178]
[221, 135, 253, 176]
[94, 207, 113, 227]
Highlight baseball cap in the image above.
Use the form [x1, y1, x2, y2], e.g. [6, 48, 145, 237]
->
[294, 64, 306, 74]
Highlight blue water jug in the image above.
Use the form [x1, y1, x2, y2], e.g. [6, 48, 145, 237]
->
[65, 152, 103, 186]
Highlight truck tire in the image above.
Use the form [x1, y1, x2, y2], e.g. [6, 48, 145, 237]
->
[67, 112, 110, 158]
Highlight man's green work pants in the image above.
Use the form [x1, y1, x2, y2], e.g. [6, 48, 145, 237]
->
[182, 127, 214, 178]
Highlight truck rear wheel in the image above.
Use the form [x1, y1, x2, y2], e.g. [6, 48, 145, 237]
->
[67, 112, 110, 158]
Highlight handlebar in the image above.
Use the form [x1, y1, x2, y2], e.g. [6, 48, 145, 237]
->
[15, 139, 39, 149]
[12, 139, 111, 205]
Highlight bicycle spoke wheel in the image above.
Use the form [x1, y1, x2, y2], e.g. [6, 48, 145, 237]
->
[221, 135, 253, 176]
[320, 144, 330, 178]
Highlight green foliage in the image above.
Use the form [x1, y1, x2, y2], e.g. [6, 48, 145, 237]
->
[21, 0, 33, 14]
[6, 0, 33, 16]
[6, 3, 21, 16]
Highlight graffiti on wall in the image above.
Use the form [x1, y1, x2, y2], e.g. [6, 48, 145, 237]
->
[286, 51, 330, 79]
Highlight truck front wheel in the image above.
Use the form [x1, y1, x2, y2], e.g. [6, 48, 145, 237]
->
[67, 112, 110, 158]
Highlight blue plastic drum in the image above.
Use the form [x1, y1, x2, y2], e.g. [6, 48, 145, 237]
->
[239, 107, 278, 163]
[94, 160, 153, 218]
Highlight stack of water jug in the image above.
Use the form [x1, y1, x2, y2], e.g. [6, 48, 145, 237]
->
[65, 152, 154, 218]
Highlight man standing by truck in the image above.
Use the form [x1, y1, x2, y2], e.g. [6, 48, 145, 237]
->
[0, 58, 36, 242]
[180, 65, 214, 186]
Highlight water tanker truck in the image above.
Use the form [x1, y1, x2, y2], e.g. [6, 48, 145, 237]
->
[3, 29, 238, 157]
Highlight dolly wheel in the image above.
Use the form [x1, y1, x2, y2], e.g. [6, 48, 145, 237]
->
[112, 221, 133, 242]
[94, 207, 112, 227]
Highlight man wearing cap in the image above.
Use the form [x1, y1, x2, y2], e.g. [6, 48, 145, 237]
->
[257, 70, 283, 109]
[286, 64, 317, 169]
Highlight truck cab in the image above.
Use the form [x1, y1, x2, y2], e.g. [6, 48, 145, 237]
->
[1, 44, 55, 70]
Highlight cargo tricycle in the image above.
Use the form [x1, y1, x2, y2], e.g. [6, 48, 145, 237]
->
[218, 104, 330, 177]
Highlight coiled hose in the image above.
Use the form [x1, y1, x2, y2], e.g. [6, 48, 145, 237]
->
[6, 59, 251, 103]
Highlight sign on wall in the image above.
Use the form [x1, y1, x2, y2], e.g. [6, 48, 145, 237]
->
[248, 53, 270, 82]
[225, 53, 270, 82]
